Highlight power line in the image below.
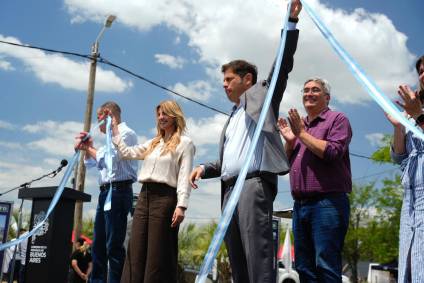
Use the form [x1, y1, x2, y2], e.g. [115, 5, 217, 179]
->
[0, 40, 229, 116]
[97, 56, 229, 116]
[353, 168, 398, 181]
[0, 40, 91, 60]
[350, 152, 373, 160]
[0, 40, 394, 162]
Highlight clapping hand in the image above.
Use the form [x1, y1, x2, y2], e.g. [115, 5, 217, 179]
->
[395, 84, 423, 119]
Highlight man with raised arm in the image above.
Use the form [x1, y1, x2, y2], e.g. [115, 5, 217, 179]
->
[189, 1, 302, 282]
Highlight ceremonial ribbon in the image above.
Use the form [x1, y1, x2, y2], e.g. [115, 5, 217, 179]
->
[103, 116, 113, 211]
[301, 0, 424, 141]
[0, 120, 105, 251]
[195, 1, 293, 282]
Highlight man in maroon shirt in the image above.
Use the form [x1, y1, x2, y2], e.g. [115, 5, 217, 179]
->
[279, 77, 352, 282]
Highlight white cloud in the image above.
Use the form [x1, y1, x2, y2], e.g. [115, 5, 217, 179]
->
[186, 114, 227, 156]
[0, 141, 23, 150]
[0, 59, 14, 71]
[64, 0, 416, 107]
[154, 54, 186, 69]
[0, 120, 15, 130]
[171, 80, 213, 101]
[0, 35, 132, 93]
[22, 120, 83, 156]
[185, 178, 221, 223]
[288, 1, 416, 106]
[137, 135, 149, 145]
[365, 132, 386, 147]
[0, 119, 107, 215]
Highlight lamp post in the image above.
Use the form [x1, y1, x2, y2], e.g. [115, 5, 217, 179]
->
[73, 15, 116, 242]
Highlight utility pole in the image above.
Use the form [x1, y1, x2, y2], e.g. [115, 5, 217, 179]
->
[73, 15, 116, 242]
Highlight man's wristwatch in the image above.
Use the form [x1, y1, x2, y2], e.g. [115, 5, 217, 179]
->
[415, 113, 424, 126]
[288, 17, 299, 23]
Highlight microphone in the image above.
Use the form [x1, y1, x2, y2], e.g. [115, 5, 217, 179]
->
[50, 159, 68, 177]
[59, 159, 68, 169]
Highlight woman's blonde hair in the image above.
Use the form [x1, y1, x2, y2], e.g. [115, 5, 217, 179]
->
[142, 100, 186, 158]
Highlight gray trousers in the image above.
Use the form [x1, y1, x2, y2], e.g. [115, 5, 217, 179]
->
[223, 176, 277, 283]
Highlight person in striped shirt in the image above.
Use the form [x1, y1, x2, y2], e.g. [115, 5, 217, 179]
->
[75, 101, 138, 283]
[386, 55, 424, 283]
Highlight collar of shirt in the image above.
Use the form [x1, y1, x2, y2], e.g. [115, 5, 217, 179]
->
[304, 107, 330, 127]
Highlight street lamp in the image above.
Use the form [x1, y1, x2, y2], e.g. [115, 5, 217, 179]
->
[73, 14, 117, 242]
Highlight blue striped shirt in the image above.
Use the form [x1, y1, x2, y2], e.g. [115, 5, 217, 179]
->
[390, 119, 424, 282]
[85, 122, 138, 186]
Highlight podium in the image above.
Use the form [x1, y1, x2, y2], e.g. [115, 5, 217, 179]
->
[18, 187, 91, 283]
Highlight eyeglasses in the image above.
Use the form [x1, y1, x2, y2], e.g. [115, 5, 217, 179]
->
[301, 87, 322, 94]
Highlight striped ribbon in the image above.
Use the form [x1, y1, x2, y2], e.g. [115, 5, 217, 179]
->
[103, 116, 113, 211]
[195, 1, 293, 282]
[0, 120, 105, 251]
[301, 0, 424, 140]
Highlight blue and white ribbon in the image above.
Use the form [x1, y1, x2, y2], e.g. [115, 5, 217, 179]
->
[0, 120, 105, 251]
[195, 2, 293, 282]
[103, 116, 114, 211]
[301, 0, 424, 141]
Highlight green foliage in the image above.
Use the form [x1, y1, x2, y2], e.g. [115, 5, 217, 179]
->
[370, 135, 394, 164]
[343, 175, 402, 282]
[178, 222, 231, 282]
[81, 217, 95, 239]
[343, 183, 377, 282]
[7, 209, 30, 240]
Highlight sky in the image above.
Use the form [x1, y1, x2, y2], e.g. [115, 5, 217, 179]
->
[0, 0, 422, 225]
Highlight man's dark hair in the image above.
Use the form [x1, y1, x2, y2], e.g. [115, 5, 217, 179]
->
[416, 55, 424, 74]
[100, 101, 121, 116]
[221, 60, 258, 85]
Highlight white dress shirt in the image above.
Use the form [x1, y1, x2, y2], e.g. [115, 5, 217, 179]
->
[113, 135, 195, 208]
[221, 96, 264, 180]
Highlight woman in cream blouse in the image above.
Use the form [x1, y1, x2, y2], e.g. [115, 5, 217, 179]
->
[112, 100, 195, 283]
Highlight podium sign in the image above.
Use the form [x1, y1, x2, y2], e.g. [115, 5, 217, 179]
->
[19, 187, 90, 283]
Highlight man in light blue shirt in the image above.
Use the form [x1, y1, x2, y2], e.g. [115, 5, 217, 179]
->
[190, 2, 302, 282]
[75, 101, 137, 283]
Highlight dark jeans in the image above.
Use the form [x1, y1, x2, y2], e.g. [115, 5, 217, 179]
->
[293, 193, 350, 283]
[89, 184, 133, 283]
[19, 264, 25, 283]
[120, 182, 178, 283]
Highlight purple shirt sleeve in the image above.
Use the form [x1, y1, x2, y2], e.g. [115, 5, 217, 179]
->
[323, 113, 352, 161]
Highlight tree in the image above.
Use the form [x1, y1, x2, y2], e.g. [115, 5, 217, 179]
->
[370, 135, 393, 164]
[368, 135, 403, 262]
[81, 217, 95, 239]
[343, 134, 403, 282]
[343, 183, 377, 283]
[368, 176, 402, 262]
[178, 222, 231, 282]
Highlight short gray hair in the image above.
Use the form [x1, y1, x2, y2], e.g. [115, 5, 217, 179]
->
[304, 77, 331, 95]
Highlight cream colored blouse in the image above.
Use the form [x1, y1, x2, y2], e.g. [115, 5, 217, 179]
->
[112, 135, 195, 208]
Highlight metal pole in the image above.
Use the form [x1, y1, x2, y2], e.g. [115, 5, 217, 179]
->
[73, 42, 98, 242]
